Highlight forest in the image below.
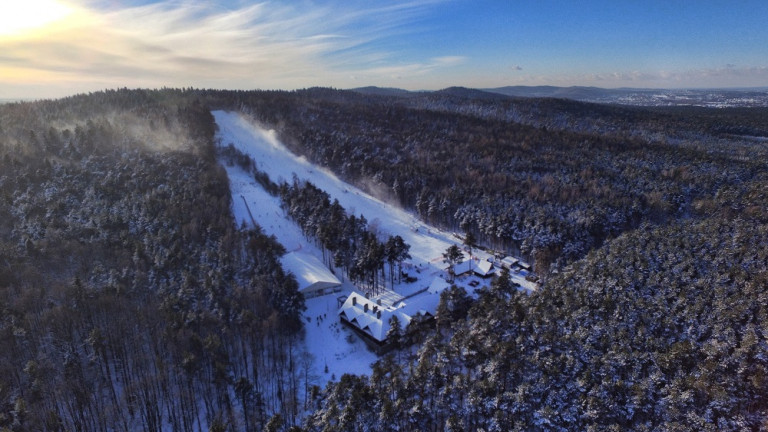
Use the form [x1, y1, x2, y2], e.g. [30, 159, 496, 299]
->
[0, 90, 306, 430]
[1, 87, 767, 430]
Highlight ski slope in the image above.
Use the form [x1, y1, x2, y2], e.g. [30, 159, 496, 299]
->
[215, 111, 450, 272]
[214, 110, 536, 291]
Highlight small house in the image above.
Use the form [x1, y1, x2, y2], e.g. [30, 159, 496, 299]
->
[428, 276, 451, 295]
[451, 260, 473, 277]
[473, 260, 495, 278]
[501, 256, 518, 269]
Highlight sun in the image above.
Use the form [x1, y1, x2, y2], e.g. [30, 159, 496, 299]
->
[0, 0, 74, 37]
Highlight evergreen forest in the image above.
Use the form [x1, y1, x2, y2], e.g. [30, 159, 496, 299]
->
[1, 87, 767, 430]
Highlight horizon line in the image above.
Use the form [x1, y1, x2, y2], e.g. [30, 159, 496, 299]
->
[4, 84, 768, 102]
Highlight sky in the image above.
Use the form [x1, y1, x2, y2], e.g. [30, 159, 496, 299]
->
[1, 0, 767, 99]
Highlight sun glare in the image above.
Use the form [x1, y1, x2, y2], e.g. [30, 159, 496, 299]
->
[0, 0, 74, 37]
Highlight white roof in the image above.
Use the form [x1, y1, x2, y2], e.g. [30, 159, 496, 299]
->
[474, 260, 494, 276]
[428, 276, 451, 294]
[339, 293, 400, 341]
[452, 260, 472, 276]
[501, 256, 518, 267]
[397, 293, 439, 318]
[280, 252, 341, 292]
[338, 290, 440, 342]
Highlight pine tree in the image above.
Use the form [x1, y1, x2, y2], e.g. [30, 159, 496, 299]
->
[463, 230, 476, 261]
[386, 315, 403, 351]
[442, 245, 463, 282]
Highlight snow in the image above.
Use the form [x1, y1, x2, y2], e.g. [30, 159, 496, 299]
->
[216, 111, 457, 274]
[302, 288, 379, 382]
[475, 260, 494, 277]
[428, 276, 451, 294]
[213, 110, 537, 387]
[338, 291, 439, 342]
[280, 251, 340, 295]
[396, 292, 440, 318]
[225, 166, 311, 254]
[501, 256, 519, 268]
[451, 259, 473, 276]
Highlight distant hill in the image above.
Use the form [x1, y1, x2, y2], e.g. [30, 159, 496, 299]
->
[484, 85, 768, 107]
[433, 86, 512, 100]
[483, 85, 648, 100]
[351, 85, 768, 107]
[351, 86, 513, 100]
[350, 86, 419, 98]
[351, 85, 641, 100]
[0, 98, 30, 104]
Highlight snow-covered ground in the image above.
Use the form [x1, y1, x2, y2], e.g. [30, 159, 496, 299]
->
[214, 110, 536, 386]
[301, 284, 378, 380]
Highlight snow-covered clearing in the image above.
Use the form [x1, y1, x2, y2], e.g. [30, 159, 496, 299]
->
[214, 110, 536, 386]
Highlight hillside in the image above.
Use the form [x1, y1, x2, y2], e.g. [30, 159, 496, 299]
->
[348, 85, 768, 107]
[208, 88, 768, 275]
[1, 88, 767, 430]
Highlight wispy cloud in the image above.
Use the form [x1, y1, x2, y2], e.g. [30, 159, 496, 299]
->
[345, 56, 468, 81]
[0, 0, 456, 97]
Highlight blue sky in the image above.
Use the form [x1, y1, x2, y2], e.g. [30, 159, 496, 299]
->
[1, 0, 767, 98]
